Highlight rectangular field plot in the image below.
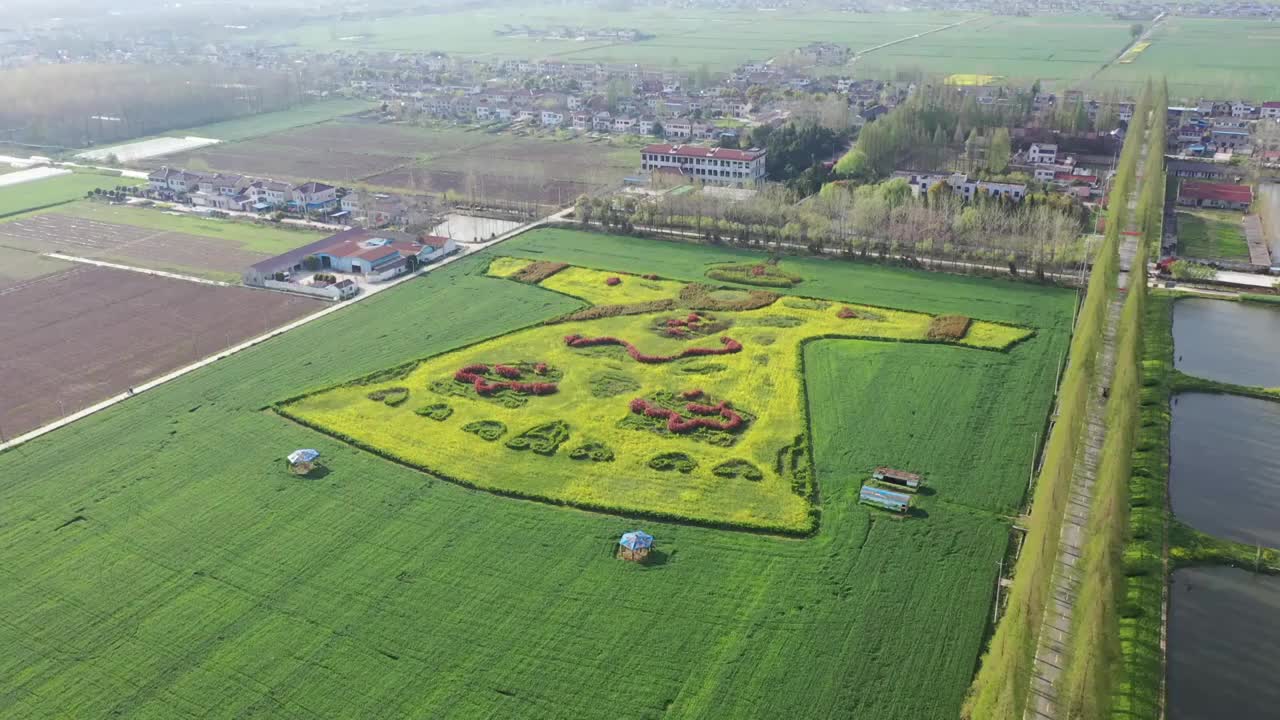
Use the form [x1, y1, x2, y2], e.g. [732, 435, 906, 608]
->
[0, 234, 1073, 719]
[1093, 17, 1280, 98]
[0, 172, 134, 218]
[164, 121, 635, 206]
[0, 204, 326, 280]
[76, 136, 220, 163]
[0, 266, 320, 436]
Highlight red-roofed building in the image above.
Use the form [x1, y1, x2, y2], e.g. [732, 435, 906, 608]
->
[640, 143, 767, 187]
[1177, 181, 1254, 210]
[1260, 101, 1280, 119]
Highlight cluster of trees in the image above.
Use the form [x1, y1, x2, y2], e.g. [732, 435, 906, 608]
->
[0, 64, 304, 148]
[577, 174, 1087, 276]
[834, 86, 1025, 181]
[745, 121, 849, 195]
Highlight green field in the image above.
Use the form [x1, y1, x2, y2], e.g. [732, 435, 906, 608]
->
[0, 172, 136, 218]
[0, 246, 72, 286]
[1176, 210, 1250, 260]
[49, 201, 328, 255]
[1095, 16, 1280, 99]
[0, 229, 1074, 718]
[174, 99, 375, 142]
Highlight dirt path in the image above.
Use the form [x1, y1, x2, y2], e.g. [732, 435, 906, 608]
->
[1256, 182, 1280, 260]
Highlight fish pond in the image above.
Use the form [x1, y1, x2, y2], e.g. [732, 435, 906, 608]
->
[1173, 298, 1280, 388]
[1170, 392, 1280, 548]
[1167, 566, 1280, 720]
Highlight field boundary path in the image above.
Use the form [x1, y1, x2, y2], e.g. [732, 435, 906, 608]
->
[43, 252, 232, 287]
[0, 207, 571, 453]
[1027, 142, 1146, 720]
[852, 15, 979, 59]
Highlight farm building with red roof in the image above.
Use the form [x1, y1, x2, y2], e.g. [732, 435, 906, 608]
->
[640, 143, 767, 187]
[1176, 181, 1254, 210]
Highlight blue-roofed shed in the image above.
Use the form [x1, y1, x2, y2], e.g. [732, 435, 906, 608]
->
[619, 530, 654, 561]
[859, 485, 911, 514]
[287, 448, 320, 474]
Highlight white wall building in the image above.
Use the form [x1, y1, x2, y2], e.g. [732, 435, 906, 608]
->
[640, 144, 767, 187]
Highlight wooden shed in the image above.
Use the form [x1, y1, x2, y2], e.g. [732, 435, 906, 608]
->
[872, 466, 923, 492]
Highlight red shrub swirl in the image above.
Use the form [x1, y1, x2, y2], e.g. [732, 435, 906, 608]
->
[837, 307, 856, 319]
[680, 389, 704, 399]
[629, 396, 744, 434]
[453, 364, 558, 396]
[642, 273, 660, 280]
[534, 362, 548, 375]
[563, 334, 742, 363]
[751, 265, 767, 276]
[493, 364, 522, 378]
[605, 276, 622, 286]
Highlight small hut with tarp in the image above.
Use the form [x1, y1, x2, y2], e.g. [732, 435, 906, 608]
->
[618, 530, 654, 562]
[287, 448, 320, 475]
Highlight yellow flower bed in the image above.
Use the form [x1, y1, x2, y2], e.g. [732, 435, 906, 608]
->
[285, 261, 1032, 532]
[485, 256, 531, 278]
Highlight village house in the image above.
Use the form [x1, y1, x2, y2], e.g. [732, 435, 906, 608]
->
[291, 181, 338, 213]
[1028, 143, 1058, 164]
[897, 172, 1028, 202]
[640, 143, 767, 187]
[1166, 159, 1234, 181]
[1261, 101, 1280, 119]
[147, 167, 205, 194]
[248, 180, 295, 209]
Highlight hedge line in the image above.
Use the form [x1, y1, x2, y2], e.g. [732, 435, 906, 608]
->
[962, 83, 1152, 720]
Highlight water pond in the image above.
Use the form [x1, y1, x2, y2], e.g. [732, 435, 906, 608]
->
[1168, 566, 1280, 720]
[1170, 392, 1280, 548]
[1173, 298, 1280, 387]
[431, 214, 521, 243]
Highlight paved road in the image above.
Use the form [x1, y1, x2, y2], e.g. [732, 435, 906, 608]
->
[0, 207, 571, 453]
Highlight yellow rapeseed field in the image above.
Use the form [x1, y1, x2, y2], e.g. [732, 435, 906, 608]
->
[281, 257, 1030, 532]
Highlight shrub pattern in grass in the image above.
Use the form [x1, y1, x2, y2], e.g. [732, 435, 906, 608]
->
[284, 258, 1035, 532]
[416, 403, 453, 421]
[706, 262, 803, 288]
[648, 452, 698, 473]
[463, 420, 507, 441]
[622, 391, 753, 446]
[431, 361, 561, 407]
[506, 420, 570, 455]
[367, 387, 410, 406]
[713, 458, 764, 481]
[568, 441, 615, 462]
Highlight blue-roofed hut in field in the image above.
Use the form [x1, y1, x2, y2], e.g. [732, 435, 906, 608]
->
[618, 530, 654, 562]
[859, 485, 911, 514]
[287, 448, 320, 475]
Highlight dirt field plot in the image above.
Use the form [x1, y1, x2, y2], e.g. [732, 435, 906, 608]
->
[0, 213, 269, 277]
[0, 266, 319, 438]
[363, 167, 595, 205]
[165, 121, 634, 206]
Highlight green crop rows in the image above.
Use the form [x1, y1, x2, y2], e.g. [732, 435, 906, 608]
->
[0, 229, 1072, 718]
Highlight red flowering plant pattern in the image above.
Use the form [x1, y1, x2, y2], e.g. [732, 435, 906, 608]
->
[621, 390, 754, 447]
[430, 361, 563, 408]
[605, 276, 622, 286]
[564, 333, 743, 363]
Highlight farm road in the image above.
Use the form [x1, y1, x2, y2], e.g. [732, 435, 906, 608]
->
[1028, 116, 1150, 720]
[0, 206, 571, 453]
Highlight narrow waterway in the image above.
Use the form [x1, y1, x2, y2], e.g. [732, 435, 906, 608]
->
[1173, 297, 1280, 387]
[1170, 392, 1280, 548]
[1168, 567, 1280, 720]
